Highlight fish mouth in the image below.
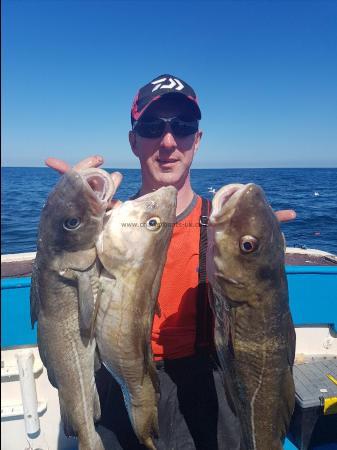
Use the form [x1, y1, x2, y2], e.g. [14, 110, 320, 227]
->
[132, 186, 177, 203]
[210, 183, 257, 224]
[80, 168, 116, 203]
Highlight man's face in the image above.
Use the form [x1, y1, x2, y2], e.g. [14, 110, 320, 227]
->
[129, 97, 202, 190]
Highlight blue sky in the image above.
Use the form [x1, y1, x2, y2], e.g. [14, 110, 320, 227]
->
[2, 0, 337, 168]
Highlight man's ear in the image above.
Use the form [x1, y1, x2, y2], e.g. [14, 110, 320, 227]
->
[193, 130, 203, 154]
[129, 130, 139, 157]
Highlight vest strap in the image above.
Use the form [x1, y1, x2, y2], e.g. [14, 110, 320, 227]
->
[195, 197, 214, 353]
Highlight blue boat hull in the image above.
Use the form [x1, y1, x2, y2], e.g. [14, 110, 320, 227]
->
[2, 265, 337, 449]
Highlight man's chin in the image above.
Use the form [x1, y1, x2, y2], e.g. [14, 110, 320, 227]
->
[155, 172, 182, 187]
[145, 162, 191, 188]
[157, 177, 179, 187]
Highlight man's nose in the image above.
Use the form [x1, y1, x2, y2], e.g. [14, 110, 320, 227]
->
[160, 126, 177, 149]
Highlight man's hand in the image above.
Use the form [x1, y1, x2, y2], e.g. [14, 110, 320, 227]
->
[45, 155, 122, 207]
[45, 155, 105, 174]
[45, 156, 296, 223]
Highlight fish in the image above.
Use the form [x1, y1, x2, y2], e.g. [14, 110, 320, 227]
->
[207, 183, 296, 450]
[30, 168, 116, 450]
[94, 187, 177, 450]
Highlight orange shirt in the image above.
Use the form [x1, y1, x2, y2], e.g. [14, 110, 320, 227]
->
[152, 195, 202, 360]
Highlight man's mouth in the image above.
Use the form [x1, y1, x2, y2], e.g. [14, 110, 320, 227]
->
[157, 158, 179, 164]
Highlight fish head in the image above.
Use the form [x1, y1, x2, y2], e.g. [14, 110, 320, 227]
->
[97, 186, 177, 273]
[208, 183, 286, 306]
[38, 168, 116, 270]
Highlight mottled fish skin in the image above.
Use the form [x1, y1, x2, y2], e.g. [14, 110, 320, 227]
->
[30, 168, 115, 450]
[95, 186, 177, 450]
[207, 183, 296, 450]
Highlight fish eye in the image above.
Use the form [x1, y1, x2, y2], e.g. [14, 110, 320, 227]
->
[63, 217, 81, 231]
[240, 235, 258, 253]
[146, 216, 162, 231]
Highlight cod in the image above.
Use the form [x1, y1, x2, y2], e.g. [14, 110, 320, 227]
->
[95, 187, 177, 450]
[207, 183, 296, 450]
[30, 168, 116, 450]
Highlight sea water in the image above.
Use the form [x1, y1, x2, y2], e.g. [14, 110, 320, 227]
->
[1, 167, 337, 255]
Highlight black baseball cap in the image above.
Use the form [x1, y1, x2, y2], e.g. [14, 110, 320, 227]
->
[131, 74, 201, 124]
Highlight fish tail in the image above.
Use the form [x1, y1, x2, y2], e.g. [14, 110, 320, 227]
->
[142, 436, 157, 450]
[153, 406, 159, 437]
[132, 401, 158, 449]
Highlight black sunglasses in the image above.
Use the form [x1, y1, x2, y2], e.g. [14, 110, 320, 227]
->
[133, 116, 199, 139]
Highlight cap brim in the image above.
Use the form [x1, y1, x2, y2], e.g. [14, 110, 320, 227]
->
[133, 92, 201, 122]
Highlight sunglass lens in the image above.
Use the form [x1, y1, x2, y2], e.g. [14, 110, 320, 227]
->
[135, 120, 165, 138]
[134, 117, 198, 138]
[171, 119, 199, 137]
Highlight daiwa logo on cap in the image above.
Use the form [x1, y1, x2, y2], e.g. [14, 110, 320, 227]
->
[151, 77, 184, 92]
[131, 74, 201, 123]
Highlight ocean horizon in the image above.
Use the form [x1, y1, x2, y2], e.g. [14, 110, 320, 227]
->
[2, 167, 337, 255]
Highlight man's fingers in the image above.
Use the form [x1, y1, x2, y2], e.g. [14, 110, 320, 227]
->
[275, 210, 297, 223]
[45, 155, 104, 174]
[45, 158, 71, 174]
[45, 157, 123, 199]
[73, 155, 104, 171]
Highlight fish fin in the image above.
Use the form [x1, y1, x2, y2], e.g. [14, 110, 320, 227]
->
[151, 260, 164, 319]
[148, 359, 160, 394]
[94, 346, 101, 372]
[142, 313, 160, 393]
[212, 327, 239, 421]
[282, 232, 287, 252]
[208, 287, 238, 416]
[37, 340, 58, 388]
[59, 396, 76, 437]
[142, 338, 151, 380]
[93, 385, 101, 422]
[287, 311, 296, 367]
[208, 287, 231, 349]
[65, 247, 98, 272]
[30, 264, 40, 327]
[155, 301, 161, 318]
[76, 271, 96, 333]
[90, 277, 103, 342]
[46, 369, 58, 389]
[281, 369, 296, 437]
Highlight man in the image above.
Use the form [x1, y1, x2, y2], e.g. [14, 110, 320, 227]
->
[46, 74, 296, 449]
